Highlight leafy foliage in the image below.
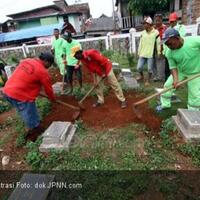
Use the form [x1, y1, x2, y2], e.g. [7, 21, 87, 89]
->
[179, 143, 200, 167]
[25, 139, 44, 170]
[160, 118, 177, 148]
[128, 0, 173, 15]
[0, 99, 12, 113]
[15, 116, 26, 147]
[36, 98, 51, 118]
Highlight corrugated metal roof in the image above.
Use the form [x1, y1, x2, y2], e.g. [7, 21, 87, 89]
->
[0, 33, 6, 43]
[0, 23, 62, 43]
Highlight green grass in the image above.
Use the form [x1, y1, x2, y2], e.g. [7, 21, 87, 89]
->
[178, 143, 200, 167]
[0, 98, 12, 113]
[24, 123, 179, 171]
[22, 121, 200, 199]
[0, 117, 16, 148]
[102, 50, 137, 69]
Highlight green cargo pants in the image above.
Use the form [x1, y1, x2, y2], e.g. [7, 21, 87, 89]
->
[160, 73, 200, 111]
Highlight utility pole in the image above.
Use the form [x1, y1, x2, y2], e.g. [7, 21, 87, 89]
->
[112, 0, 117, 33]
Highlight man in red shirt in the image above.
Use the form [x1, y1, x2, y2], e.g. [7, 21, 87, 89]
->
[3, 52, 56, 141]
[74, 49, 127, 108]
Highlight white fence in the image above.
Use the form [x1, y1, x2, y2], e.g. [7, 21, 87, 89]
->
[0, 22, 199, 61]
[0, 31, 142, 60]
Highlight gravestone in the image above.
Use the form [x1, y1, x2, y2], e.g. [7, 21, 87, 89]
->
[112, 62, 120, 70]
[155, 88, 181, 104]
[52, 82, 64, 94]
[39, 121, 76, 152]
[121, 68, 139, 89]
[4, 65, 16, 79]
[173, 109, 200, 142]
[8, 173, 54, 200]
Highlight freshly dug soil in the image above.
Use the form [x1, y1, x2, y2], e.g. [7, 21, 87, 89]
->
[45, 68, 162, 131]
[41, 92, 162, 132]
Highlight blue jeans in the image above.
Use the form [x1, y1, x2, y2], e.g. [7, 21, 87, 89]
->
[137, 57, 154, 74]
[4, 95, 40, 129]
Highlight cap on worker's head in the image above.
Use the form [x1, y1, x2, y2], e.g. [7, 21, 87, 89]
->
[74, 49, 83, 57]
[162, 27, 180, 44]
[39, 52, 54, 64]
[62, 31, 72, 39]
[169, 12, 178, 22]
[143, 16, 153, 25]
[71, 46, 82, 57]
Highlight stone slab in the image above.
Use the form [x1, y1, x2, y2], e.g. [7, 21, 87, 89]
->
[173, 109, 200, 142]
[120, 68, 139, 88]
[39, 121, 76, 152]
[112, 62, 120, 70]
[173, 116, 200, 142]
[121, 68, 133, 77]
[52, 82, 64, 94]
[8, 173, 54, 200]
[177, 109, 200, 132]
[4, 65, 16, 79]
[123, 76, 139, 89]
[42, 121, 71, 145]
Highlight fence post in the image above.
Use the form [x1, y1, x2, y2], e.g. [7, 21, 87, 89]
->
[105, 35, 109, 50]
[22, 43, 29, 58]
[129, 28, 136, 54]
[106, 32, 113, 50]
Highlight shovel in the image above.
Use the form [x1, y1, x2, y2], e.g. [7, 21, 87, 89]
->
[132, 73, 200, 119]
[40, 93, 81, 120]
[78, 77, 104, 109]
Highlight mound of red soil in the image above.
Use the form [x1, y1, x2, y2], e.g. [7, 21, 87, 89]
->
[41, 92, 162, 132]
[44, 67, 162, 131]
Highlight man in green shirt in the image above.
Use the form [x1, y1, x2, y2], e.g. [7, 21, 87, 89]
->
[51, 28, 65, 75]
[156, 28, 200, 112]
[62, 32, 82, 94]
[0, 62, 7, 87]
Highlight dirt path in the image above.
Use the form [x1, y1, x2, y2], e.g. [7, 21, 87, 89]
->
[0, 109, 15, 124]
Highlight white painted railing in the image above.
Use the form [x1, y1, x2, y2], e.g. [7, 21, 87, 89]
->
[0, 31, 142, 58]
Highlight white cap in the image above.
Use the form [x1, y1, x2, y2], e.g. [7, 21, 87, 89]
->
[144, 16, 153, 25]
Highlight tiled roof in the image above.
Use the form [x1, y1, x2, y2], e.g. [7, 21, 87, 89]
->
[86, 16, 119, 32]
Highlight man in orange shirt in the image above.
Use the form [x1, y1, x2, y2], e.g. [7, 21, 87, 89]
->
[74, 49, 127, 108]
[3, 52, 56, 141]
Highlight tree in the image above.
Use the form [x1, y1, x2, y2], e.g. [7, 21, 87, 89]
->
[128, 0, 173, 16]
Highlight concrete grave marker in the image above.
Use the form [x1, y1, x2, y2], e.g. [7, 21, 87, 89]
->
[52, 82, 64, 94]
[8, 173, 54, 200]
[39, 121, 76, 152]
[112, 62, 120, 70]
[121, 68, 139, 89]
[173, 109, 200, 142]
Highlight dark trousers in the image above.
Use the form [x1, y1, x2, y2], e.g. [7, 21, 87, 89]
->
[65, 65, 82, 85]
[165, 57, 171, 81]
